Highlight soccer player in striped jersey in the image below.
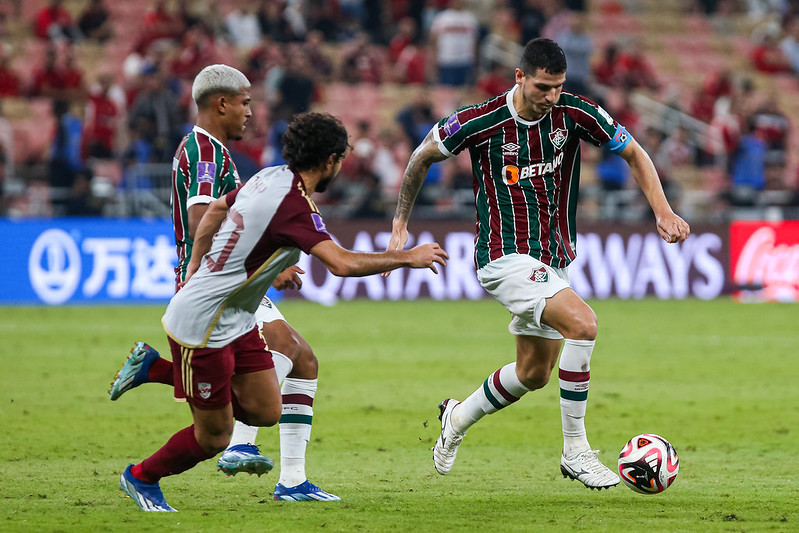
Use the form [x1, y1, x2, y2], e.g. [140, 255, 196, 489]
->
[109, 65, 338, 500]
[386, 38, 690, 490]
[118, 112, 449, 511]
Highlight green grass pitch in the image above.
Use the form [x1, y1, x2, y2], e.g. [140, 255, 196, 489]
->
[1, 298, 797, 532]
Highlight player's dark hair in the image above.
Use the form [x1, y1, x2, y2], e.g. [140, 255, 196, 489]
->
[282, 112, 351, 171]
[519, 38, 567, 76]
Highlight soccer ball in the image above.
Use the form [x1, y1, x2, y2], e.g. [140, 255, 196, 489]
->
[618, 433, 679, 494]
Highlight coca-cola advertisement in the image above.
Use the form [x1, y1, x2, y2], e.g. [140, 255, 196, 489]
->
[729, 220, 799, 302]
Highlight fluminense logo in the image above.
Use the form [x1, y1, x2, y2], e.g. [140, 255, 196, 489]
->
[549, 128, 568, 149]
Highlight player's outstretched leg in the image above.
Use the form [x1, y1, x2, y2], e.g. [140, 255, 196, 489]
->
[273, 480, 340, 501]
[119, 464, 177, 512]
[560, 449, 619, 490]
[109, 342, 160, 401]
[433, 399, 466, 475]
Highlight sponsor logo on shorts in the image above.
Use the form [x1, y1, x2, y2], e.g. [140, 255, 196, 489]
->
[198, 382, 212, 399]
[261, 296, 273, 308]
[197, 161, 216, 184]
[530, 266, 548, 283]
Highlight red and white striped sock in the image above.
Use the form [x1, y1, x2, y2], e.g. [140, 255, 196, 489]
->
[559, 339, 594, 457]
[451, 362, 530, 433]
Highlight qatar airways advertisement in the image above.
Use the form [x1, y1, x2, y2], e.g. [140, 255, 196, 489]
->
[729, 221, 799, 302]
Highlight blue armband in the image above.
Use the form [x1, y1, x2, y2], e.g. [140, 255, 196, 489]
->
[606, 125, 631, 155]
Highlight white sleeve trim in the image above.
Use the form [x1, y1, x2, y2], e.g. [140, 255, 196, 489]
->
[431, 126, 454, 158]
[186, 195, 214, 208]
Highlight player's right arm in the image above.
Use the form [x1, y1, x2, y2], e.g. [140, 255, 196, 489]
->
[310, 239, 449, 277]
[388, 129, 448, 252]
[184, 195, 232, 283]
[187, 203, 211, 241]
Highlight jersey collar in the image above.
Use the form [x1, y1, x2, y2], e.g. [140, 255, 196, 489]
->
[193, 125, 225, 146]
[507, 85, 548, 126]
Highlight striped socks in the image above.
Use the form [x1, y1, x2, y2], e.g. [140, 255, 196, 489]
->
[559, 339, 594, 457]
[451, 363, 530, 433]
[278, 377, 316, 487]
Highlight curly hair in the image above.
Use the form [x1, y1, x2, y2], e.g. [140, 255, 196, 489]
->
[282, 112, 351, 172]
[519, 38, 567, 76]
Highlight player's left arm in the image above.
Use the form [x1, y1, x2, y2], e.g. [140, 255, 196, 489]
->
[184, 196, 231, 283]
[619, 138, 691, 244]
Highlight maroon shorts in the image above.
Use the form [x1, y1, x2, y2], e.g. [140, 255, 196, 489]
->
[169, 326, 274, 410]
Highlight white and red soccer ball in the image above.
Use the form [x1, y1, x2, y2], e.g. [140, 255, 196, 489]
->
[618, 433, 679, 494]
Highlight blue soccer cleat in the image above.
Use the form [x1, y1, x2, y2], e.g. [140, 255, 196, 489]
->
[119, 464, 177, 512]
[273, 480, 340, 501]
[109, 342, 160, 401]
[216, 444, 274, 477]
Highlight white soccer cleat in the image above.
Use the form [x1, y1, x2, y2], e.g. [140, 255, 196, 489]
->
[560, 449, 620, 490]
[433, 399, 466, 475]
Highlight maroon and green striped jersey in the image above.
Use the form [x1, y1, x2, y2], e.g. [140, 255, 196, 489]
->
[171, 126, 241, 284]
[433, 85, 631, 269]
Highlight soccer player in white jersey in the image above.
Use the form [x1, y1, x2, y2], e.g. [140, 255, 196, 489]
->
[385, 38, 690, 490]
[118, 112, 449, 511]
[108, 64, 336, 500]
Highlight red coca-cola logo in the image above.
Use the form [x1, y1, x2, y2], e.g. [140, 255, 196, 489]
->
[730, 221, 799, 301]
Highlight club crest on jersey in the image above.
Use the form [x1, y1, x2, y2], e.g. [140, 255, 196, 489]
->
[530, 266, 548, 283]
[311, 212, 327, 233]
[443, 114, 461, 137]
[549, 128, 568, 149]
[502, 142, 520, 156]
[198, 382, 212, 399]
[197, 161, 216, 184]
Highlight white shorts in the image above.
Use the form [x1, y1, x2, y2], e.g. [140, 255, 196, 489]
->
[254, 296, 286, 326]
[476, 254, 570, 339]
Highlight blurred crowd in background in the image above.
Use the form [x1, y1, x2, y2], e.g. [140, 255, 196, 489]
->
[0, 0, 798, 221]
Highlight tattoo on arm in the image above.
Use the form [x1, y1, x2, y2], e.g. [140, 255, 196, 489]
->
[394, 133, 447, 222]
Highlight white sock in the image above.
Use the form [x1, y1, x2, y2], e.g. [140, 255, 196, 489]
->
[228, 420, 259, 448]
[451, 362, 530, 434]
[559, 339, 594, 457]
[278, 377, 316, 487]
[272, 350, 293, 384]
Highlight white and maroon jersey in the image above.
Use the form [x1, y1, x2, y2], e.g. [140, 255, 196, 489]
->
[433, 85, 631, 269]
[162, 165, 331, 348]
[172, 126, 241, 284]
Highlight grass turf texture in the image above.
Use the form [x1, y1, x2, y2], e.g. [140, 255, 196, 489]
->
[0, 298, 796, 532]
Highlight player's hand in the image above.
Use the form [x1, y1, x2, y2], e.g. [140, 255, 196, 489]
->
[656, 212, 691, 244]
[272, 265, 304, 291]
[382, 218, 410, 278]
[407, 242, 449, 274]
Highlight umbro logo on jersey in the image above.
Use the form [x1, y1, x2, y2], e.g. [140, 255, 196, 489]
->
[502, 142, 520, 156]
[261, 296, 273, 309]
[549, 128, 568, 149]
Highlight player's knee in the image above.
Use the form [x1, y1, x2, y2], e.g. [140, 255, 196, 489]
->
[290, 343, 318, 378]
[518, 361, 555, 391]
[565, 311, 597, 340]
[195, 422, 233, 454]
[249, 404, 281, 427]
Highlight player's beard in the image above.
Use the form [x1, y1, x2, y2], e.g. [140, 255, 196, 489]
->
[315, 176, 333, 193]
